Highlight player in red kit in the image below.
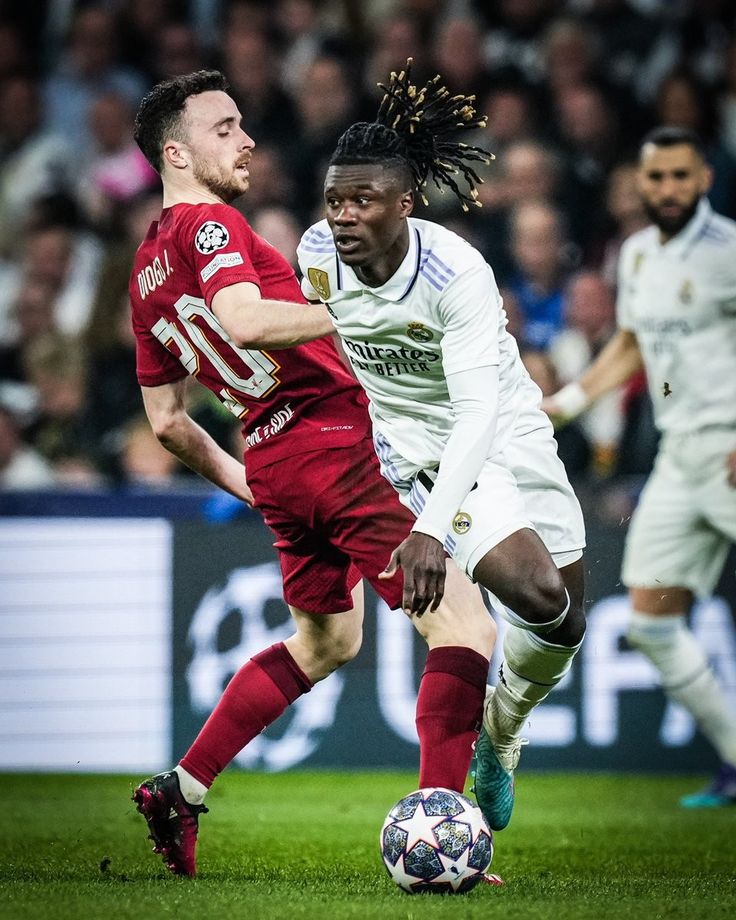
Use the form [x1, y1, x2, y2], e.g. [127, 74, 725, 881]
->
[128, 70, 495, 877]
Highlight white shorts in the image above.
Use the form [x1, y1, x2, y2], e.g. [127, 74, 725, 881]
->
[376, 408, 586, 578]
[622, 427, 736, 597]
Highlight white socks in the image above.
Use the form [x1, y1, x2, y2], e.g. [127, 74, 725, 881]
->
[628, 611, 736, 766]
[489, 623, 582, 743]
[174, 765, 209, 805]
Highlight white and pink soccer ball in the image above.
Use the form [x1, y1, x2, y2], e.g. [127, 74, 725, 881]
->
[380, 788, 493, 894]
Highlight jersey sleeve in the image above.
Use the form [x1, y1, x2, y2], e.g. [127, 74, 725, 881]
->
[615, 239, 636, 331]
[297, 221, 335, 302]
[179, 205, 264, 306]
[437, 260, 501, 376]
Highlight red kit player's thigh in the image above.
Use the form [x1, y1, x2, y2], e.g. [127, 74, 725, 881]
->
[248, 462, 359, 615]
[319, 439, 413, 609]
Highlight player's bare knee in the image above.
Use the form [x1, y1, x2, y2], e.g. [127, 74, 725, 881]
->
[521, 567, 568, 628]
[331, 629, 363, 668]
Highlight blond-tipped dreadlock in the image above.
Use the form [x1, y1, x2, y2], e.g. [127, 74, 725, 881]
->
[329, 58, 494, 211]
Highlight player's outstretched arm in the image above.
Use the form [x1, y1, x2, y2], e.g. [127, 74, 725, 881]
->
[542, 328, 643, 424]
[141, 380, 254, 504]
[211, 282, 334, 349]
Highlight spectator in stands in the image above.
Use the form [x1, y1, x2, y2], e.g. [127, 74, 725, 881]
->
[222, 28, 298, 151]
[431, 15, 492, 97]
[251, 206, 303, 269]
[363, 10, 427, 98]
[474, 140, 562, 286]
[16, 219, 102, 338]
[23, 333, 99, 486]
[506, 199, 575, 350]
[43, 6, 147, 161]
[552, 82, 623, 253]
[0, 72, 74, 259]
[599, 161, 649, 286]
[291, 55, 361, 213]
[152, 22, 206, 84]
[550, 271, 623, 476]
[0, 401, 55, 490]
[118, 413, 184, 487]
[79, 92, 158, 234]
[654, 68, 736, 218]
[0, 277, 59, 383]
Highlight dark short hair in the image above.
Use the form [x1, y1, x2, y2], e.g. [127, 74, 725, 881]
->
[639, 126, 705, 159]
[134, 70, 229, 172]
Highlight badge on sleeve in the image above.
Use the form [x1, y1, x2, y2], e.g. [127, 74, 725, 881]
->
[195, 221, 230, 254]
[307, 267, 331, 300]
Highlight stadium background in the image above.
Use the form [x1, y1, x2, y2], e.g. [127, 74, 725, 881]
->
[1, 0, 735, 776]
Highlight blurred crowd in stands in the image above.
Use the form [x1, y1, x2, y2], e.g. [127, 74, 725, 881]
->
[1, 0, 734, 509]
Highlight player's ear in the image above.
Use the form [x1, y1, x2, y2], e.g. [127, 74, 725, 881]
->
[699, 162, 714, 195]
[163, 139, 190, 171]
[399, 190, 414, 217]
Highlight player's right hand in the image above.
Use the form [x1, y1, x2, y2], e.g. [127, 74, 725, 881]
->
[379, 532, 446, 617]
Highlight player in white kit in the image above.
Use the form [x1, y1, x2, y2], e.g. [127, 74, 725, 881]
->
[297, 62, 587, 831]
[546, 127, 736, 807]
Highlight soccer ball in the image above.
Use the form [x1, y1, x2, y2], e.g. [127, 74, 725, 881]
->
[380, 787, 493, 894]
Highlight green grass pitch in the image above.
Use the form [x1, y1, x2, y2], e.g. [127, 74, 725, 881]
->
[1, 771, 734, 920]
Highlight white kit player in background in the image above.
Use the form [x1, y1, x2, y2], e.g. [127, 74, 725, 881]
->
[298, 63, 588, 832]
[545, 126, 736, 808]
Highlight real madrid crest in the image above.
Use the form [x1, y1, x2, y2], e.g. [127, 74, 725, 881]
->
[407, 322, 433, 343]
[307, 267, 331, 301]
[678, 279, 693, 305]
[452, 512, 472, 535]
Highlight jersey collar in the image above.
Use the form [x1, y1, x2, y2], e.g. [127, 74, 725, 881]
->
[335, 222, 421, 301]
[660, 197, 713, 258]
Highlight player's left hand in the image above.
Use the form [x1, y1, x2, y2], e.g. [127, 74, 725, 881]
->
[726, 449, 736, 488]
[379, 532, 446, 617]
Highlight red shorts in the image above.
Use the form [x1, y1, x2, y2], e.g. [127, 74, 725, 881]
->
[247, 437, 413, 613]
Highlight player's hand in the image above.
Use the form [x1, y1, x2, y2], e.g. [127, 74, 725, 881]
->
[540, 394, 566, 427]
[541, 382, 588, 428]
[379, 532, 446, 617]
[726, 450, 736, 488]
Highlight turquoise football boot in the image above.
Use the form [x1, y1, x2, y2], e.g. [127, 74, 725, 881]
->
[471, 687, 527, 831]
[680, 764, 736, 808]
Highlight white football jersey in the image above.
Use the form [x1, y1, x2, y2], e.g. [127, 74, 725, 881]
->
[297, 216, 539, 477]
[617, 198, 736, 434]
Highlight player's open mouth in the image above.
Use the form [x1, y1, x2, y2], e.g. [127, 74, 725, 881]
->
[335, 236, 361, 253]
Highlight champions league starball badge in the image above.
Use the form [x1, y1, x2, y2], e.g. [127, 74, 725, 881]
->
[195, 221, 230, 254]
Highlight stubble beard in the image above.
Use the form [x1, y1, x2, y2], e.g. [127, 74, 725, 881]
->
[643, 195, 700, 238]
[191, 154, 247, 203]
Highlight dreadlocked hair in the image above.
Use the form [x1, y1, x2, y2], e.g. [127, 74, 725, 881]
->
[330, 58, 494, 211]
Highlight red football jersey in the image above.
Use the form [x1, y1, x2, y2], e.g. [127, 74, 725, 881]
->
[130, 202, 369, 471]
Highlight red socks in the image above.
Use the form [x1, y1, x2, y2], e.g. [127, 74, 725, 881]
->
[179, 642, 312, 787]
[415, 646, 489, 793]
[179, 641, 488, 794]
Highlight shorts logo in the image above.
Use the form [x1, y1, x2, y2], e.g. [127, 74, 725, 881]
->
[195, 221, 230, 254]
[452, 512, 472, 535]
[308, 267, 331, 301]
[678, 280, 693, 305]
[407, 322, 433, 343]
